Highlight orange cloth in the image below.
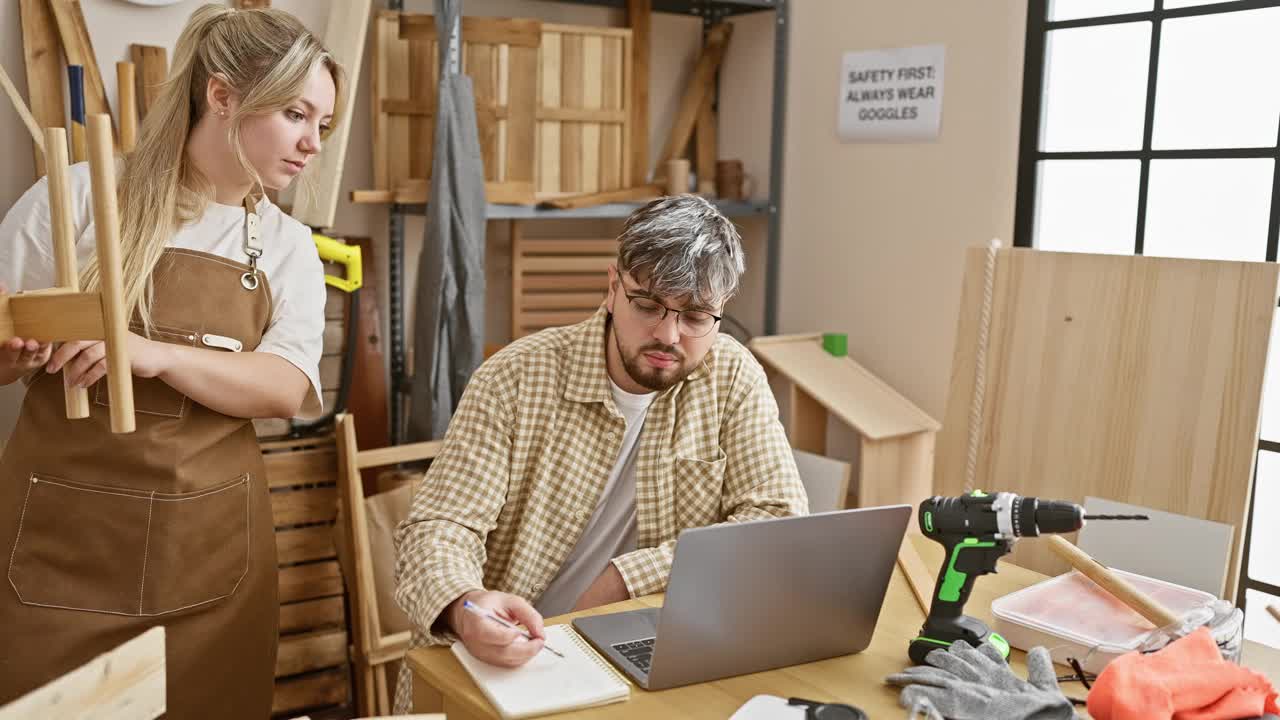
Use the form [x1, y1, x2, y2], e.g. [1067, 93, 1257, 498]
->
[1088, 627, 1279, 720]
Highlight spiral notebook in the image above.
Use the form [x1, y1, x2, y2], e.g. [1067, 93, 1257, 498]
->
[451, 623, 631, 719]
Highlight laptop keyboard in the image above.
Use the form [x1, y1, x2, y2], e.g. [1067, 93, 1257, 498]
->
[611, 637, 656, 674]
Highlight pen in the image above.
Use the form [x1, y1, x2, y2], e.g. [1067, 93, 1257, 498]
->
[462, 600, 565, 658]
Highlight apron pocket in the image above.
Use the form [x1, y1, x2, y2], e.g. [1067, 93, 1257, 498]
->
[7, 473, 251, 617]
[94, 323, 198, 418]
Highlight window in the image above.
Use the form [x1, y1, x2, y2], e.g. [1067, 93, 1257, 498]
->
[1015, 0, 1280, 648]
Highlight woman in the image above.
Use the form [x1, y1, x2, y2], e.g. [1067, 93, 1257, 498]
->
[0, 5, 342, 716]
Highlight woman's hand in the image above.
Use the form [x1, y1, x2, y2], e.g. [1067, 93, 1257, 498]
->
[44, 333, 174, 388]
[1, 337, 53, 375]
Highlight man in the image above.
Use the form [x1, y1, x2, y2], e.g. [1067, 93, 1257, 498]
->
[393, 195, 808, 705]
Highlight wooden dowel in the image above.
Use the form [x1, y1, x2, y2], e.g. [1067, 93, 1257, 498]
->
[116, 62, 136, 153]
[0, 63, 45, 154]
[45, 127, 89, 420]
[1045, 534, 1181, 629]
[86, 114, 134, 434]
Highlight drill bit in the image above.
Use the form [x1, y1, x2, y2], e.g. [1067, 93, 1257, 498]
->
[1083, 514, 1149, 520]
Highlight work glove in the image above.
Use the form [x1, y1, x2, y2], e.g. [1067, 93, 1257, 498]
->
[885, 641, 1079, 720]
[1134, 598, 1244, 663]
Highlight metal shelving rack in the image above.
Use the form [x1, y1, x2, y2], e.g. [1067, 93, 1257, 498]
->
[384, 0, 789, 442]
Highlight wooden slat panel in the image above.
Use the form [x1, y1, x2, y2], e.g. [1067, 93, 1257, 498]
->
[382, 98, 509, 122]
[400, 15, 541, 48]
[521, 310, 596, 327]
[19, 0, 66, 178]
[271, 487, 337, 528]
[503, 44, 538, 202]
[270, 669, 347, 715]
[600, 36, 623, 191]
[559, 33, 584, 194]
[276, 525, 337, 565]
[372, 12, 395, 189]
[523, 256, 613, 273]
[263, 446, 336, 489]
[535, 107, 627, 124]
[408, 36, 433, 182]
[277, 560, 344, 604]
[325, 285, 346, 320]
[356, 440, 444, 469]
[522, 238, 617, 255]
[320, 354, 342, 389]
[521, 292, 605, 310]
[523, 274, 610, 291]
[260, 435, 334, 453]
[626, 0, 649, 185]
[275, 629, 348, 678]
[323, 319, 345, 355]
[538, 32, 562, 195]
[469, 43, 499, 181]
[279, 596, 346, 635]
[580, 34, 602, 195]
[389, 17, 413, 191]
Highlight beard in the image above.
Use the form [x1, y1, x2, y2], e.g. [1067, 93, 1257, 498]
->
[614, 329, 696, 392]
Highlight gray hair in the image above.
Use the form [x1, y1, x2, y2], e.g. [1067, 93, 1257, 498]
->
[615, 195, 746, 308]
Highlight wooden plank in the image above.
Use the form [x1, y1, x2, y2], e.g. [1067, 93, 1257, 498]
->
[538, 32, 562, 196]
[537, 184, 661, 210]
[20, 0, 66, 178]
[626, 0, 649, 185]
[49, 0, 116, 146]
[523, 274, 609, 291]
[468, 43, 499, 181]
[271, 486, 338, 528]
[560, 33, 584, 194]
[523, 256, 613, 273]
[0, 64, 45, 152]
[129, 45, 166, 121]
[504, 45, 538, 203]
[260, 434, 334, 453]
[116, 62, 136, 153]
[263, 445, 337, 489]
[400, 15, 541, 48]
[511, 221, 524, 341]
[276, 525, 338, 565]
[279, 596, 346, 634]
[695, 76, 716, 194]
[751, 335, 941, 440]
[520, 310, 595, 328]
[372, 12, 395, 190]
[521, 292, 605, 310]
[347, 237, 391, 494]
[0, 627, 164, 720]
[323, 318, 345, 355]
[600, 36, 623, 191]
[4, 292, 105, 341]
[407, 35, 432, 183]
[270, 670, 347, 716]
[535, 107, 626, 124]
[277, 561, 344, 604]
[858, 432, 934, 511]
[788, 384, 827, 455]
[522, 238, 618, 255]
[580, 35, 603, 195]
[274, 629, 348, 678]
[292, 0, 373, 230]
[656, 22, 732, 174]
[356, 440, 444, 469]
[935, 247, 1279, 596]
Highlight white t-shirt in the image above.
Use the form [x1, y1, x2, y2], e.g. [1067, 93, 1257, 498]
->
[0, 162, 325, 415]
[534, 379, 657, 618]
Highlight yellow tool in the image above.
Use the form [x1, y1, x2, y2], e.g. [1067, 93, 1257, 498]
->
[313, 233, 362, 292]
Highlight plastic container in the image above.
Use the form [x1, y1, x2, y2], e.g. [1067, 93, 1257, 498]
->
[991, 568, 1216, 674]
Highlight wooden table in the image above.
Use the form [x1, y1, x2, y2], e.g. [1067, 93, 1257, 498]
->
[407, 535, 1279, 719]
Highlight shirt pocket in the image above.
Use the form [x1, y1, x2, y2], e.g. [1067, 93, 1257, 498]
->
[673, 451, 727, 529]
[94, 323, 198, 418]
[7, 472, 250, 617]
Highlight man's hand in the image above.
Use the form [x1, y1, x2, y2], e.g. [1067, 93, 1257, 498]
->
[44, 333, 173, 388]
[572, 562, 630, 612]
[445, 589, 546, 668]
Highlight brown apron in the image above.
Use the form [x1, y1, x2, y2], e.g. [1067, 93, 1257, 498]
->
[0, 247, 280, 718]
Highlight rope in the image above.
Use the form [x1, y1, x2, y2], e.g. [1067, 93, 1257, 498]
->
[964, 238, 1002, 494]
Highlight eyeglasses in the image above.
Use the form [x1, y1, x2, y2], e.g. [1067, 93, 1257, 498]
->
[622, 291, 722, 338]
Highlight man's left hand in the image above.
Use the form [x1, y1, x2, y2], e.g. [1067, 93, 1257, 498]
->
[572, 563, 630, 612]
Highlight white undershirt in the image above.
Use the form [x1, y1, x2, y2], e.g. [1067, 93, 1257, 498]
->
[534, 378, 656, 617]
[0, 163, 326, 414]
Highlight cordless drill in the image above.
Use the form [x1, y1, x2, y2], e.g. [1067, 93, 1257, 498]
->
[908, 491, 1145, 665]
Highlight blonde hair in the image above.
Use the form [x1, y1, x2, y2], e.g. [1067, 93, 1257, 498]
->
[82, 3, 344, 331]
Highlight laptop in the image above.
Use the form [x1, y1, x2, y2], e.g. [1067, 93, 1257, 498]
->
[572, 504, 911, 690]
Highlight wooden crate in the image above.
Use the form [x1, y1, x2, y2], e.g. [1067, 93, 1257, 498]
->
[262, 435, 352, 718]
[536, 24, 632, 200]
[511, 222, 613, 339]
[367, 12, 540, 206]
[356, 13, 632, 206]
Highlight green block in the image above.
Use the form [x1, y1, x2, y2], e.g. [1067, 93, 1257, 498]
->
[822, 333, 847, 357]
